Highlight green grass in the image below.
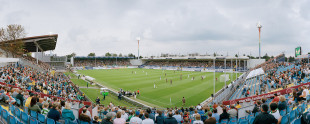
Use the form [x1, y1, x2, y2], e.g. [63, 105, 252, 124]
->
[66, 71, 135, 107]
[77, 68, 242, 107]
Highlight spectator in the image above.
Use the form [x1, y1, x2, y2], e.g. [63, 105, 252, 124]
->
[79, 108, 91, 122]
[114, 111, 126, 124]
[47, 103, 61, 122]
[193, 114, 203, 124]
[41, 103, 49, 115]
[235, 101, 242, 109]
[253, 104, 278, 124]
[219, 108, 229, 123]
[278, 95, 287, 111]
[96, 97, 100, 105]
[204, 111, 216, 124]
[172, 110, 182, 123]
[227, 105, 237, 118]
[130, 111, 142, 124]
[211, 109, 220, 122]
[252, 100, 262, 114]
[142, 112, 154, 124]
[270, 103, 282, 122]
[62, 103, 76, 121]
[93, 116, 99, 124]
[28, 97, 41, 114]
[15, 90, 24, 107]
[271, 94, 280, 103]
[102, 112, 114, 124]
[155, 110, 165, 124]
[164, 112, 178, 124]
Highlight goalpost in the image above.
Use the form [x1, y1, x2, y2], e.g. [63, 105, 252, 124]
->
[220, 74, 230, 82]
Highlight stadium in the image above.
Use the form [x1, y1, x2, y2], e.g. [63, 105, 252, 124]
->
[0, 1, 310, 124]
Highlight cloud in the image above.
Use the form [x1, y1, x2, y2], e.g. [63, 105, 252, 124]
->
[0, 0, 309, 57]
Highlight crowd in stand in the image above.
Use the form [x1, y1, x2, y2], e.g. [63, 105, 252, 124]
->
[145, 61, 245, 69]
[74, 59, 131, 67]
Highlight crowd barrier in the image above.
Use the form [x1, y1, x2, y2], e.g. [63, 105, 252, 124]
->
[222, 82, 310, 105]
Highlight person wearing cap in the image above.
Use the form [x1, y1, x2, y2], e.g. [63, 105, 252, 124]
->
[130, 110, 143, 124]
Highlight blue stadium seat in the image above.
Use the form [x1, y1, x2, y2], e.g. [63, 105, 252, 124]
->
[280, 109, 286, 116]
[80, 121, 90, 124]
[30, 117, 38, 124]
[46, 118, 55, 124]
[1, 109, 9, 123]
[280, 114, 288, 124]
[249, 118, 254, 124]
[239, 119, 248, 124]
[9, 115, 17, 124]
[21, 111, 29, 124]
[24, 107, 28, 114]
[229, 119, 237, 124]
[292, 117, 301, 124]
[290, 110, 296, 122]
[30, 110, 38, 119]
[15, 108, 21, 120]
[37, 113, 45, 124]
[17, 120, 23, 124]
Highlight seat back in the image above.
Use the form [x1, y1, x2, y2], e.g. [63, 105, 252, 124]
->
[30, 110, 38, 119]
[9, 115, 17, 124]
[38, 113, 46, 123]
[2, 109, 9, 123]
[280, 114, 288, 124]
[15, 108, 21, 119]
[30, 117, 38, 124]
[80, 121, 90, 124]
[280, 109, 286, 116]
[290, 110, 296, 121]
[21, 111, 29, 124]
[47, 118, 56, 124]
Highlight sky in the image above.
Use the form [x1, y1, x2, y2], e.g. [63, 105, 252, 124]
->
[0, 0, 309, 57]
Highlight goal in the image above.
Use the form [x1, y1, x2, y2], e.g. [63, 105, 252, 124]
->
[220, 74, 230, 82]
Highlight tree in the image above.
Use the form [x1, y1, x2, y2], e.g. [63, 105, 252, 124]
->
[88, 53, 95, 57]
[105, 52, 111, 56]
[0, 24, 26, 57]
[119, 53, 122, 57]
[112, 53, 117, 57]
[235, 54, 238, 57]
[263, 53, 270, 61]
[213, 52, 216, 57]
[128, 53, 135, 58]
[66, 52, 76, 62]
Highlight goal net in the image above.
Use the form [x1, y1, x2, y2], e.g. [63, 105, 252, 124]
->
[220, 74, 230, 82]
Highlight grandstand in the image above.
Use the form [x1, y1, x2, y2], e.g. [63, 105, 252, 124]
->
[0, 35, 309, 124]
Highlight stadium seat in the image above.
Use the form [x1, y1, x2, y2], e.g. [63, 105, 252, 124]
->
[9, 115, 17, 124]
[229, 119, 237, 124]
[17, 120, 23, 124]
[24, 107, 28, 114]
[292, 117, 301, 124]
[30, 117, 38, 124]
[280, 114, 288, 124]
[1, 109, 9, 123]
[290, 110, 296, 122]
[30, 110, 38, 119]
[15, 107, 21, 120]
[21, 111, 29, 124]
[249, 118, 254, 124]
[80, 121, 90, 124]
[37, 113, 45, 124]
[280, 109, 286, 116]
[47, 118, 55, 124]
[239, 120, 248, 124]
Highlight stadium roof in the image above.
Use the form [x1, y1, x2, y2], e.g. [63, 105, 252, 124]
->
[74, 56, 135, 59]
[21, 34, 58, 52]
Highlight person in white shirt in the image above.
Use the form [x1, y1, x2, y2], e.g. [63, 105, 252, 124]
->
[121, 110, 128, 121]
[270, 103, 282, 122]
[142, 112, 154, 124]
[196, 104, 202, 110]
[130, 111, 142, 124]
[114, 111, 126, 124]
[172, 111, 182, 123]
[193, 114, 203, 124]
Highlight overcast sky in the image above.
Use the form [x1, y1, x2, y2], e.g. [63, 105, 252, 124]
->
[0, 0, 309, 57]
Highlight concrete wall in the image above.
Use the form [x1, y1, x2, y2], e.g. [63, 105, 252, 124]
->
[247, 59, 265, 69]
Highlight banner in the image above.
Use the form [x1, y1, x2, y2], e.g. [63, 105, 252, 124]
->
[295, 47, 302, 57]
[222, 82, 310, 105]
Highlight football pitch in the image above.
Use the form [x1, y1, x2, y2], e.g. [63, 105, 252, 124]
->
[77, 68, 242, 107]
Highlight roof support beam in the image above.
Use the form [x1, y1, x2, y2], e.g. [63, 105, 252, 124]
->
[34, 40, 44, 52]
